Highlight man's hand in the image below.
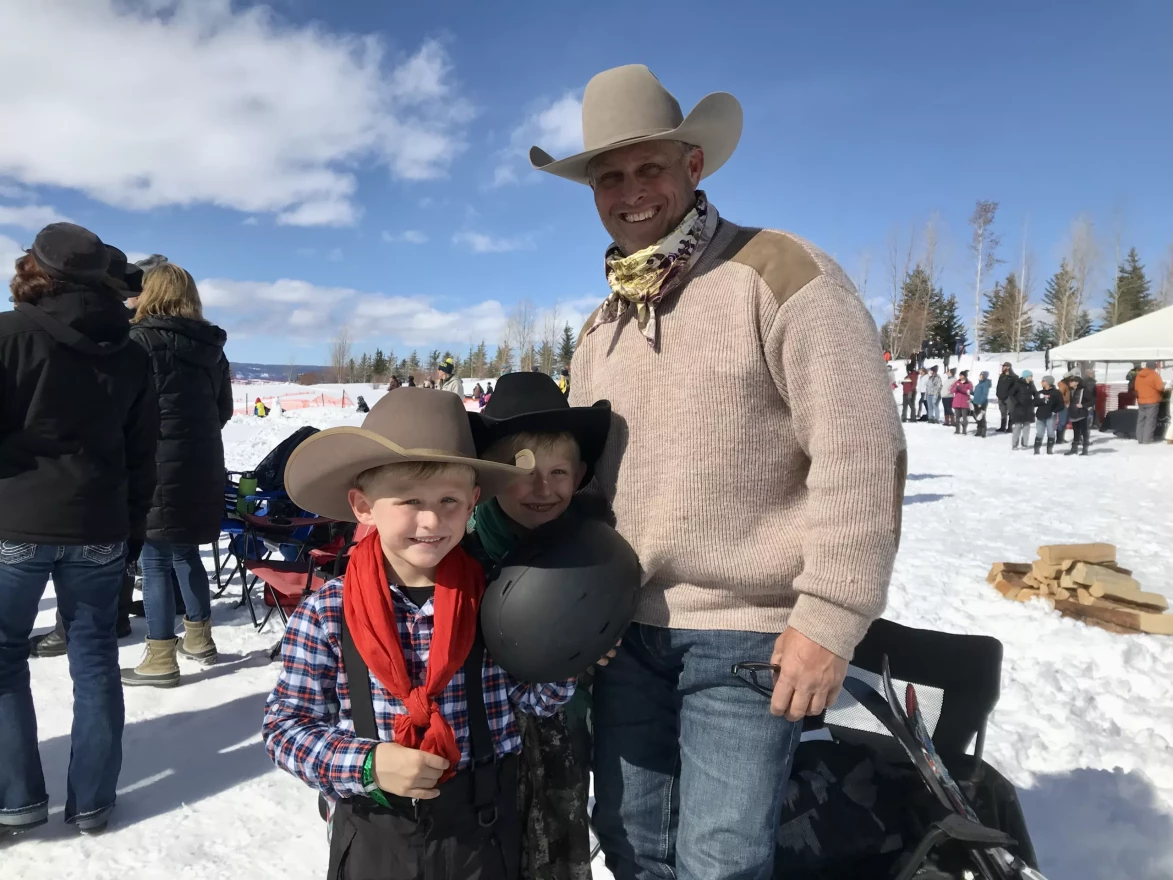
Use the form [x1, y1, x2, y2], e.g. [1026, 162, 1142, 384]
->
[769, 628, 849, 722]
[595, 638, 622, 667]
[372, 742, 449, 799]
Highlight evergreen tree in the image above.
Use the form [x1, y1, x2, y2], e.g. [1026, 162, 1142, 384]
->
[931, 293, 967, 355]
[558, 322, 576, 367]
[372, 348, 388, 379]
[347, 357, 357, 383]
[979, 272, 1030, 354]
[494, 343, 514, 374]
[358, 352, 373, 382]
[1028, 322, 1057, 352]
[1103, 247, 1154, 327]
[1042, 260, 1079, 344]
[470, 341, 489, 378]
[407, 351, 421, 378]
[890, 266, 934, 357]
[537, 339, 556, 375]
[1074, 310, 1095, 338]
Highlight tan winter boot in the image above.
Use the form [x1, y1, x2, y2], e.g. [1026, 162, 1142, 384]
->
[120, 638, 179, 688]
[177, 617, 217, 665]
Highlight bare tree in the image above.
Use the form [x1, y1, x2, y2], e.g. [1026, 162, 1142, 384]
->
[916, 212, 943, 349]
[505, 300, 537, 372]
[1012, 220, 1034, 356]
[1159, 243, 1173, 308]
[852, 251, 871, 303]
[968, 201, 1001, 359]
[328, 326, 352, 383]
[1066, 214, 1099, 343]
[886, 222, 918, 354]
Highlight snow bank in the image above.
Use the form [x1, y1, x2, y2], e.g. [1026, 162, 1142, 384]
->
[10, 408, 1173, 879]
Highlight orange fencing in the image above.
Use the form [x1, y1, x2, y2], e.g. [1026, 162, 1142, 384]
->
[232, 391, 352, 416]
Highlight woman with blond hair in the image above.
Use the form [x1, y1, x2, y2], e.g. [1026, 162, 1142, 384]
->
[120, 263, 233, 688]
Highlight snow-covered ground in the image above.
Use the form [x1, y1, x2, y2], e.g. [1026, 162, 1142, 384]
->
[7, 382, 1173, 880]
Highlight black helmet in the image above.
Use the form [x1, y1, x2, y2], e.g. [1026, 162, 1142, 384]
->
[480, 517, 638, 682]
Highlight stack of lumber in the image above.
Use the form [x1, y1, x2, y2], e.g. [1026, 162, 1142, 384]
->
[988, 543, 1173, 635]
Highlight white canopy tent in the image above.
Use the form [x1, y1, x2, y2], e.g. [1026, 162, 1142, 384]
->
[1050, 305, 1173, 363]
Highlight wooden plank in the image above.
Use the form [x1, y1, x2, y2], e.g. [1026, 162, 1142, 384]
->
[1015, 588, 1044, 603]
[1054, 587, 1071, 601]
[1060, 573, 1077, 591]
[1076, 588, 1096, 606]
[1053, 599, 1173, 635]
[1033, 559, 1068, 580]
[993, 577, 1022, 600]
[1070, 562, 1141, 593]
[1037, 543, 1116, 565]
[1091, 588, 1170, 612]
[987, 562, 1032, 584]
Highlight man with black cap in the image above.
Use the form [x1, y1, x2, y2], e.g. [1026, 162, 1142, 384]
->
[0, 222, 158, 836]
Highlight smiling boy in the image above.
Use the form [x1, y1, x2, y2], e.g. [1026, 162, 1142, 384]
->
[262, 388, 574, 880]
[465, 371, 612, 880]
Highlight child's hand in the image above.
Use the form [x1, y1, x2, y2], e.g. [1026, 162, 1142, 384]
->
[372, 742, 449, 799]
[596, 638, 622, 667]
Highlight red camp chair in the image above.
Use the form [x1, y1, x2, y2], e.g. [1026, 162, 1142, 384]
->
[234, 512, 338, 631]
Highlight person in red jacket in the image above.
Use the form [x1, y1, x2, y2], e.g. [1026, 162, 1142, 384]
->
[900, 369, 918, 422]
[1134, 362, 1166, 444]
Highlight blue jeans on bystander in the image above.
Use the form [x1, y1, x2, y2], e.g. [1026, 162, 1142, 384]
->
[0, 541, 126, 831]
[592, 623, 802, 880]
[140, 540, 212, 641]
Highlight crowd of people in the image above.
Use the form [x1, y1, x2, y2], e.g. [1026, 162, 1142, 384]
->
[900, 356, 1167, 453]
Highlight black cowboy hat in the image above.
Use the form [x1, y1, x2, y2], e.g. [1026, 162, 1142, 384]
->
[105, 245, 144, 296]
[30, 222, 111, 285]
[470, 372, 610, 485]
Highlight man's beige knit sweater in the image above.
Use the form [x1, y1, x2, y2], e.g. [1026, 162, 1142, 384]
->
[569, 215, 907, 659]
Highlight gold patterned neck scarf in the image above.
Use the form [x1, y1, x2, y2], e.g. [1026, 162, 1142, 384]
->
[589, 190, 719, 350]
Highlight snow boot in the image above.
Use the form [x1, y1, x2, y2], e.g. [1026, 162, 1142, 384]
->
[29, 628, 67, 658]
[177, 617, 217, 665]
[1065, 441, 1080, 456]
[121, 638, 180, 688]
[1046, 440, 1054, 455]
[1034, 438, 1042, 455]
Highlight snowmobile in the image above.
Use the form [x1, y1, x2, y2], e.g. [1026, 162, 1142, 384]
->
[734, 618, 1046, 880]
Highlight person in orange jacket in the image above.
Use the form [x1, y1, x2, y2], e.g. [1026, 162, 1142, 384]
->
[1134, 362, 1165, 444]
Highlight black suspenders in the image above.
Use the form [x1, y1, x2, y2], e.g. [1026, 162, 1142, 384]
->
[339, 611, 498, 822]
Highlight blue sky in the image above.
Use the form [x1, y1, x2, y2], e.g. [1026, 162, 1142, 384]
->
[1, 0, 1170, 365]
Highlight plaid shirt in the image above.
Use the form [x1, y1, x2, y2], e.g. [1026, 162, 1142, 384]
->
[263, 578, 574, 801]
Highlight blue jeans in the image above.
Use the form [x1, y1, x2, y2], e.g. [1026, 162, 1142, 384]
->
[593, 624, 802, 880]
[1035, 417, 1055, 443]
[141, 541, 212, 640]
[926, 394, 941, 422]
[0, 541, 126, 827]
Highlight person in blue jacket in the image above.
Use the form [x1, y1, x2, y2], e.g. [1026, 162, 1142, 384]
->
[970, 371, 992, 438]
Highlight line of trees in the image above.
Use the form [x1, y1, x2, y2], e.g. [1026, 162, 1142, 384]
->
[323, 300, 579, 385]
[881, 203, 1171, 359]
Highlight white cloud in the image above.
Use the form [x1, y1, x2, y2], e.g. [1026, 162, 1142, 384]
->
[382, 229, 428, 244]
[197, 275, 508, 347]
[492, 92, 582, 186]
[0, 2, 472, 226]
[1, 233, 26, 285]
[242, 216, 259, 226]
[452, 231, 534, 253]
[0, 203, 70, 230]
[327, 248, 343, 262]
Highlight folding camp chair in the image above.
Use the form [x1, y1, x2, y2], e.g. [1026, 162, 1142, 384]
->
[233, 511, 336, 630]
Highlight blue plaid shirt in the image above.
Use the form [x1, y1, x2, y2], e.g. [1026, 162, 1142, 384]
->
[263, 578, 574, 801]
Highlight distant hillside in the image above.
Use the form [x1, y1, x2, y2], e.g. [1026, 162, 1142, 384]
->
[231, 362, 328, 382]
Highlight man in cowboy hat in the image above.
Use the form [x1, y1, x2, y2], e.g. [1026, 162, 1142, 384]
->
[532, 65, 906, 879]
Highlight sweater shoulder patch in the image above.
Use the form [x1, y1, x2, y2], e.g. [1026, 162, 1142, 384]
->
[719, 228, 823, 307]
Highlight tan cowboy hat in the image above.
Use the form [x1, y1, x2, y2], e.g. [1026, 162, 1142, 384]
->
[529, 64, 742, 185]
[284, 387, 534, 522]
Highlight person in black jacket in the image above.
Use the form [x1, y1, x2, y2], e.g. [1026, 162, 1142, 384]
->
[1065, 375, 1092, 456]
[120, 263, 232, 689]
[0, 223, 158, 835]
[1008, 370, 1037, 451]
[995, 362, 1017, 433]
[1033, 375, 1065, 455]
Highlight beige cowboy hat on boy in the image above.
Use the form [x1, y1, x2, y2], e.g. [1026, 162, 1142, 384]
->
[284, 387, 535, 522]
[529, 64, 743, 185]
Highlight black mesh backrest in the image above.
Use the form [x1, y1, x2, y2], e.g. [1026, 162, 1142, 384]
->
[253, 425, 319, 492]
[833, 618, 1003, 764]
